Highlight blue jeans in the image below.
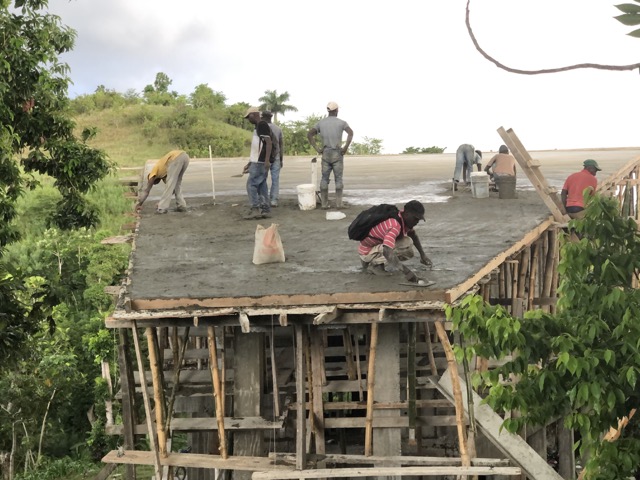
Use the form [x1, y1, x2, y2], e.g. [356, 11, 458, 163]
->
[454, 145, 475, 183]
[247, 162, 270, 212]
[321, 148, 344, 190]
[269, 160, 281, 204]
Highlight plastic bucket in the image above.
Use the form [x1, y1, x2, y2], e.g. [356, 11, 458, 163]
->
[496, 176, 517, 199]
[470, 172, 489, 199]
[296, 184, 316, 210]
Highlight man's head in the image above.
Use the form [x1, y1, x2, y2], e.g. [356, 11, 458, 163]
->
[583, 159, 601, 175]
[262, 110, 273, 122]
[327, 101, 339, 116]
[402, 200, 425, 229]
[499, 145, 509, 154]
[244, 106, 261, 124]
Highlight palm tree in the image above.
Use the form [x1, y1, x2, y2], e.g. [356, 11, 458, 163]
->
[258, 90, 298, 123]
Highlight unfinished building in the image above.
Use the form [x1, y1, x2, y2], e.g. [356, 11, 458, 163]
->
[102, 129, 640, 480]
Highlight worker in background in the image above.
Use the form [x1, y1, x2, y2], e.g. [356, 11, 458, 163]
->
[261, 111, 284, 207]
[358, 200, 432, 283]
[561, 159, 601, 219]
[453, 144, 482, 190]
[484, 145, 516, 190]
[307, 101, 354, 209]
[136, 150, 190, 214]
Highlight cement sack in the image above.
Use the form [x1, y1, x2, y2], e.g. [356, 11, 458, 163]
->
[253, 223, 285, 265]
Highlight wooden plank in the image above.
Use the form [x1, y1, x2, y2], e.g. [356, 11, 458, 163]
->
[91, 462, 117, 480]
[106, 416, 283, 435]
[251, 466, 521, 479]
[102, 450, 291, 471]
[313, 306, 339, 325]
[309, 332, 325, 454]
[597, 155, 640, 192]
[239, 311, 250, 333]
[269, 452, 511, 467]
[294, 325, 306, 470]
[324, 415, 462, 429]
[444, 218, 554, 303]
[364, 323, 378, 456]
[436, 367, 563, 480]
[285, 399, 453, 411]
[101, 235, 133, 245]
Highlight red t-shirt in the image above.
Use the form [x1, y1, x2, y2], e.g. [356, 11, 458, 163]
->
[562, 169, 597, 208]
[358, 215, 410, 255]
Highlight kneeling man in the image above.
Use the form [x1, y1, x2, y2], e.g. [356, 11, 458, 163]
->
[358, 200, 432, 283]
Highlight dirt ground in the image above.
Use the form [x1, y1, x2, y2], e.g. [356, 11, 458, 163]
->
[128, 147, 640, 310]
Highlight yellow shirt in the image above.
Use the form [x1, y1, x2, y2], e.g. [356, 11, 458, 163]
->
[148, 150, 185, 181]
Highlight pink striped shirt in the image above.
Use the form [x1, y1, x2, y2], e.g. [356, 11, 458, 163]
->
[358, 215, 409, 255]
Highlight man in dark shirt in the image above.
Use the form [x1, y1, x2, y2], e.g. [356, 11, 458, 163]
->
[243, 107, 272, 219]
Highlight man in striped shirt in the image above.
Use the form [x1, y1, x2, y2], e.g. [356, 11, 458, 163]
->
[359, 200, 432, 283]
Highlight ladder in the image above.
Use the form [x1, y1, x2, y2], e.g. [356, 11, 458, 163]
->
[497, 127, 570, 223]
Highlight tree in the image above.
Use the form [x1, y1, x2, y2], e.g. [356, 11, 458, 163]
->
[189, 84, 226, 110]
[348, 137, 383, 155]
[280, 115, 323, 156]
[402, 146, 446, 154]
[449, 194, 640, 479]
[0, 0, 111, 362]
[143, 72, 176, 106]
[258, 89, 298, 122]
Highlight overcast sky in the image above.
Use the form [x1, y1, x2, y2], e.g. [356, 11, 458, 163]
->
[46, 0, 639, 154]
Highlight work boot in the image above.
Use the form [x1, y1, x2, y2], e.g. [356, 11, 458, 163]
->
[243, 207, 261, 220]
[320, 188, 329, 210]
[360, 260, 370, 272]
[335, 189, 345, 209]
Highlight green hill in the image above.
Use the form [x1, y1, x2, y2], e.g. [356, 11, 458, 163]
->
[73, 104, 252, 168]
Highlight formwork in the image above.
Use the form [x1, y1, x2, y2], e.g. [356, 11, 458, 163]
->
[101, 131, 640, 480]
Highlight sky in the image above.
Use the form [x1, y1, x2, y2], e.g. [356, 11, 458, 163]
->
[45, 0, 640, 155]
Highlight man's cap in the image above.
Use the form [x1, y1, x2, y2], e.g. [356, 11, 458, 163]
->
[327, 101, 339, 111]
[262, 110, 273, 118]
[244, 106, 260, 118]
[404, 200, 425, 221]
[583, 159, 602, 171]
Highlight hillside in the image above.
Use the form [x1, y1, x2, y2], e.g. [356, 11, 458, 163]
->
[73, 104, 252, 168]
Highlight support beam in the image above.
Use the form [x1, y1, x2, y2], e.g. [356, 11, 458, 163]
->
[294, 325, 307, 470]
[207, 326, 227, 458]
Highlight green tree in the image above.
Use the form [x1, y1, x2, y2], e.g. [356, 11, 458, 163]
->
[190, 84, 226, 110]
[0, 0, 111, 362]
[349, 137, 383, 155]
[143, 72, 176, 106]
[280, 115, 322, 156]
[258, 89, 298, 122]
[402, 146, 446, 154]
[449, 194, 640, 479]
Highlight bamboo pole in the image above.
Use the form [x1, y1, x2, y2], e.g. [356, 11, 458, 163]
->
[542, 229, 558, 312]
[145, 328, 168, 458]
[517, 247, 530, 300]
[165, 326, 190, 433]
[131, 323, 162, 479]
[550, 237, 560, 314]
[269, 333, 281, 418]
[527, 242, 540, 312]
[434, 321, 470, 468]
[422, 322, 438, 376]
[364, 322, 379, 456]
[408, 322, 417, 444]
[207, 326, 228, 458]
[343, 328, 356, 381]
[507, 260, 519, 315]
[354, 327, 364, 399]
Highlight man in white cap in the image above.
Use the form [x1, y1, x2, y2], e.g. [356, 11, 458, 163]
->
[561, 159, 601, 219]
[307, 102, 354, 209]
[242, 107, 272, 219]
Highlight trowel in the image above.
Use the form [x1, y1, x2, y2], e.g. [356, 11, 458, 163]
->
[399, 280, 436, 288]
[231, 172, 246, 178]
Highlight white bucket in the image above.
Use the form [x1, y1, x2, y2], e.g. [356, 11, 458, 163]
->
[296, 184, 316, 210]
[470, 172, 489, 199]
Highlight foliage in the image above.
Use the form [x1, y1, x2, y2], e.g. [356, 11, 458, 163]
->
[14, 455, 97, 480]
[448, 194, 640, 479]
[615, 3, 640, 38]
[280, 115, 323, 156]
[402, 146, 446, 154]
[190, 83, 226, 109]
[143, 72, 179, 106]
[258, 89, 298, 123]
[1, 0, 112, 237]
[349, 137, 383, 155]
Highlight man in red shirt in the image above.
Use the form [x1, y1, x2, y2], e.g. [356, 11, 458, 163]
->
[359, 200, 432, 283]
[561, 159, 601, 219]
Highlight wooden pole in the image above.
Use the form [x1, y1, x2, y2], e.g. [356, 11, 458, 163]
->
[422, 322, 439, 376]
[517, 247, 530, 300]
[434, 321, 470, 467]
[354, 327, 364, 399]
[145, 328, 168, 458]
[364, 322, 379, 456]
[131, 323, 162, 480]
[343, 328, 356, 381]
[407, 322, 417, 444]
[207, 326, 228, 458]
[294, 325, 307, 470]
[542, 229, 557, 312]
[165, 326, 190, 433]
[527, 242, 540, 311]
[269, 333, 281, 418]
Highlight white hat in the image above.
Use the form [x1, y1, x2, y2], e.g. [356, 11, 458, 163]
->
[327, 101, 339, 111]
